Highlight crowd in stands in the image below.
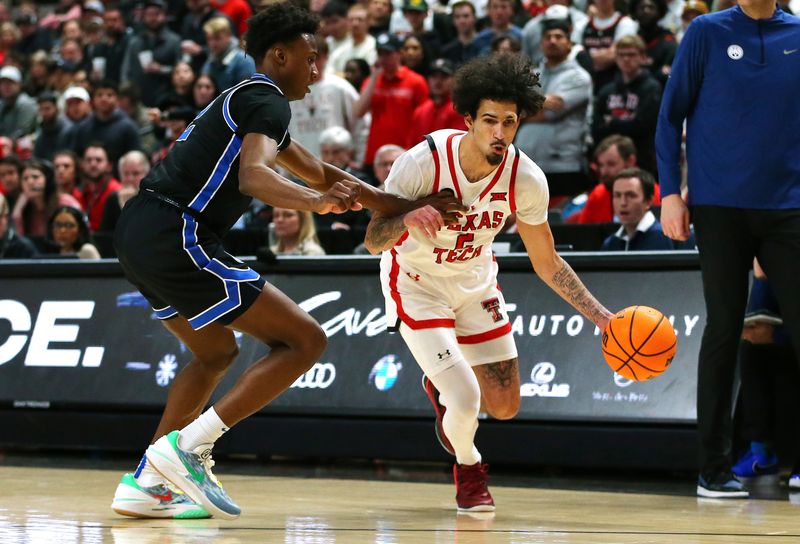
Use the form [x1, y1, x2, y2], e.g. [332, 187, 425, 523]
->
[3, 0, 776, 260]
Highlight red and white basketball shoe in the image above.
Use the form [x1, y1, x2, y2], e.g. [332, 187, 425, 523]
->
[454, 462, 495, 512]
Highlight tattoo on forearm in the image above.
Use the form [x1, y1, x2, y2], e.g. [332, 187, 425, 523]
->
[480, 358, 518, 389]
[551, 260, 607, 325]
[365, 216, 407, 251]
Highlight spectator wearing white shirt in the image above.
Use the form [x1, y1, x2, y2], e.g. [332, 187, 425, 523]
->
[516, 15, 593, 197]
[320, 1, 351, 59]
[290, 36, 370, 164]
[326, 4, 378, 77]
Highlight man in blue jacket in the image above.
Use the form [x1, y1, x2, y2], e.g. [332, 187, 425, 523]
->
[656, 0, 800, 498]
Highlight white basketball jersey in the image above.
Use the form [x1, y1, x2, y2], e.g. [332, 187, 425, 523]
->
[381, 129, 549, 278]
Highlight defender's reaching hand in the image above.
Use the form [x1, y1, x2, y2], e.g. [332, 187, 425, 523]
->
[315, 180, 363, 214]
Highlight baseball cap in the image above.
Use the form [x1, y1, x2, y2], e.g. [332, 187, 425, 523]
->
[543, 4, 570, 20]
[541, 5, 572, 33]
[84, 0, 105, 13]
[375, 32, 402, 52]
[683, 0, 710, 15]
[0, 66, 22, 83]
[429, 58, 454, 75]
[64, 86, 91, 102]
[402, 0, 429, 11]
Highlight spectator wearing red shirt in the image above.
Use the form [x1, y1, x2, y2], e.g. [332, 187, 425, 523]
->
[210, 0, 252, 37]
[79, 144, 121, 231]
[577, 135, 660, 224]
[406, 58, 465, 148]
[355, 32, 429, 167]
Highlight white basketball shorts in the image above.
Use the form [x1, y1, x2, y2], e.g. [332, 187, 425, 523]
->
[380, 253, 517, 377]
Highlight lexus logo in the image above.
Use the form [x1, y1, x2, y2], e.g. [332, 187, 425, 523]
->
[614, 373, 634, 388]
[530, 362, 556, 385]
[291, 362, 336, 389]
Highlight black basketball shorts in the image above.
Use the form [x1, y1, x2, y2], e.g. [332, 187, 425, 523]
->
[114, 193, 266, 330]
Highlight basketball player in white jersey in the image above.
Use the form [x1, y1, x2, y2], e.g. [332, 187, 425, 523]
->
[364, 54, 614, 512]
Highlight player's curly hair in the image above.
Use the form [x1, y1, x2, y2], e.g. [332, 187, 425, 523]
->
[245, 2, 320, 63]
[452, 53, 545, 119]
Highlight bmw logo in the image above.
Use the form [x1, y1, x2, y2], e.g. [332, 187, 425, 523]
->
[369, 355, 402, 391]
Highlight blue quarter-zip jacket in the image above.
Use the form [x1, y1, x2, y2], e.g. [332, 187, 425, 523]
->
[655, 6, 800, 207]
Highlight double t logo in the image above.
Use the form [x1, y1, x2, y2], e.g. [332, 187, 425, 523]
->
[481, 297, 503, 323]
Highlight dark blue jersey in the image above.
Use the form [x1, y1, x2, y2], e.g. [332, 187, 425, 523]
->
[141, 73, 291, 236]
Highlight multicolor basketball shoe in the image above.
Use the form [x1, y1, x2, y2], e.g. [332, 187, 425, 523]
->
[111, 473, 210, 519]
[146, 430, 241, 520]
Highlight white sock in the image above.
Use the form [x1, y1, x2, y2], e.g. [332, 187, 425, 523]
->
[134, 454, 165, 487]
[432, 362, 482, 466]
[177, 406, 230, 452]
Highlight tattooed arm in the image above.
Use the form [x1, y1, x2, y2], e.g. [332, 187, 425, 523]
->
[364, 206, 445, 254]
[364, 191, 468, 254]
[364, 211, 408, 254]
[517, 220, 614, 330]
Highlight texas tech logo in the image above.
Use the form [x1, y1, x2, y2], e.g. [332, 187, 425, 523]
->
[481, 297, 503, 322]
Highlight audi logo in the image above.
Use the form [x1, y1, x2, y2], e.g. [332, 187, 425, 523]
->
[530, 362, 556, 385]
[291, 362, 336, 389]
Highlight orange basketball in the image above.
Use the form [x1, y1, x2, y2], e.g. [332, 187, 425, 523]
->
[601, 306, 677, 381]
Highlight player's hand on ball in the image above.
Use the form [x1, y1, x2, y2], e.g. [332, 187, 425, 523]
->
[419, 190, 468, 226]
[601, 306, 677, 381]
[596, 312, 613, 332]
[404, 205, 444, 239]
[317, 180, 362, 214]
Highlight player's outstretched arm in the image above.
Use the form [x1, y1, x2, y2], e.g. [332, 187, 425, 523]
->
[277, 138, 462, 218]
[239, 133, 360, 214]
[518, 219, 614, 330]
[364, 206, 446, 254]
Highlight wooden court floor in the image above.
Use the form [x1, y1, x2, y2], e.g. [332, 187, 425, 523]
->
[1, 465, 800, 543]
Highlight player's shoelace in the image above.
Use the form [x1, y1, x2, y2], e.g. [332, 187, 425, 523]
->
[197, 449, 222, 487]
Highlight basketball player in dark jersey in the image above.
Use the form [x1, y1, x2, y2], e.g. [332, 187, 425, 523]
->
[110, 2, 463, 520]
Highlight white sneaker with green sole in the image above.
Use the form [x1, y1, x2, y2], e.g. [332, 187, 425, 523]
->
[111, 473, 210, 518]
